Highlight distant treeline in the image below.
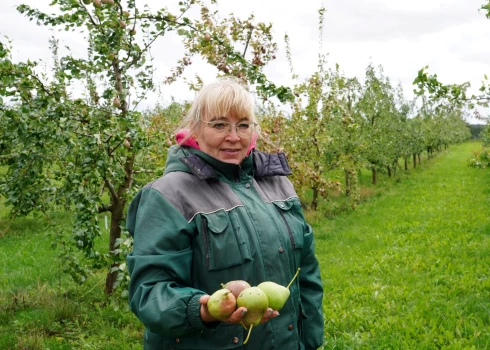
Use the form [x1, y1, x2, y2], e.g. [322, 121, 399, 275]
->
[467, 124, 486, 139]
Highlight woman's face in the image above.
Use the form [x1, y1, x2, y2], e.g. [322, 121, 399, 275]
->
[194, 112, 253, 165]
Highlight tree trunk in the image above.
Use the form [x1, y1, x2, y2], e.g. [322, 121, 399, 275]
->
[103, 144, 134, 295]
[311, 187, 319, 211]
[404, 158, 408, 171]
[372, 168, 377, 185]
[105, 202, 124, 295]
[418, 153, 421, 164]
[345, 169, 351, 197]
[413, 154, 416, 169]
[387, 166, 392, 177]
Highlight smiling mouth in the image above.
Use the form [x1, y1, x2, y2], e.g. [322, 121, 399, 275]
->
[221, 149, 240, 154]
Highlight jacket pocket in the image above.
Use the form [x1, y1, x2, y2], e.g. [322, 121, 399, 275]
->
[202, 210, 250, 271]
[272, 199, 305, 250]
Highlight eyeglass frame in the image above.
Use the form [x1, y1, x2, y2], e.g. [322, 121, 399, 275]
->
[201, 119, 258, 138]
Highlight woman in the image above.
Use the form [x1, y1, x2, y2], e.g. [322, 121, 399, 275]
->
[126, 78, 324, 349]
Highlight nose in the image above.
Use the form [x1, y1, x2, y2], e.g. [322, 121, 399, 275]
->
[226, 125, 241, 141]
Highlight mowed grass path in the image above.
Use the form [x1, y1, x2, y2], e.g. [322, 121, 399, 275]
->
[312, 142, 490, 349]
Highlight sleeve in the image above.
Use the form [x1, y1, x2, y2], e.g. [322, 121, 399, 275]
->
[299, 223, 325, 349]
[126, 187, 208, 337]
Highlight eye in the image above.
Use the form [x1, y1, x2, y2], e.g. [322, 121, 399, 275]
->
[237, 122, 251, 131]
[211, 122, 227, 130]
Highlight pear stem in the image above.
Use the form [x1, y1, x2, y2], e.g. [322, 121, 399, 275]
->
[240, 321, 248, 330]
[286, 268, 301, 289]
[243, 324, 253, 344]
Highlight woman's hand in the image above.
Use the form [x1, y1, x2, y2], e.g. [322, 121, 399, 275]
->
[199, 295, 279, 325]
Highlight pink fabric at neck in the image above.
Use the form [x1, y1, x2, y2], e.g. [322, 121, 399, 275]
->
[175, 129, 257, 155]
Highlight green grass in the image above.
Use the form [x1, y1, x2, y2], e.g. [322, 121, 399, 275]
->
[311, 142, 490, 349]
[0, 207, 143, 349]
[1, 142, 489, 349]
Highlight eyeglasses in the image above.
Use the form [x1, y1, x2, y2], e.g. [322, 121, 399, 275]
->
[203, 120, 257, 138]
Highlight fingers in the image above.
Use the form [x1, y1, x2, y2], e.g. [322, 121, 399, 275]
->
[199, 295, 217, 323]
[260, 307, 280, 324]
[240, 307, 280, 328]
[200, 300, 247, 324]
[225, 306, 248, 324]
[199, 294, 210, 305]
[199, 296, 279, 325]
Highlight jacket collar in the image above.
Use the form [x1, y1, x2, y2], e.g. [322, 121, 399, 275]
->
[253, 150, 292, 178]
[178, 149, 292, 181]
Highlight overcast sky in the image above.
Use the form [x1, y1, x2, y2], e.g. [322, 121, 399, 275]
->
[1, 0, 489, 123]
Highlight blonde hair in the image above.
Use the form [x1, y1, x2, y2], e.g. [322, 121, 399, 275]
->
[177, 77, 260, 144]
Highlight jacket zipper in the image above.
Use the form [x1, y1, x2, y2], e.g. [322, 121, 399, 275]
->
[277, 209, 296, 249]
[202, 217, 210, 269]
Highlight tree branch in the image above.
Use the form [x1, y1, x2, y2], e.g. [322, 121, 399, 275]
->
[118, 151, 135, 197]
[108, 137, 125, 157]
[242, 28, 253, 56]
[79, 0, 102, 30]
[104, 178, 119, 201]
[98, 204, 113, 213]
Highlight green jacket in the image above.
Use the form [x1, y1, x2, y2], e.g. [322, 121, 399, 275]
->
[127, 146, 324, 350]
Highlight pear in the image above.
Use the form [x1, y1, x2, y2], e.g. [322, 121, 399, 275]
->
[257, 268, 301, 311]
[256, 281, 289, 310]
[237, 286, 269, 344]
[207, 288, 236, 319]
[221, 280, 251, 299]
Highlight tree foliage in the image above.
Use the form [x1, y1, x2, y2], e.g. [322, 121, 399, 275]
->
[259, 5, 470, 212]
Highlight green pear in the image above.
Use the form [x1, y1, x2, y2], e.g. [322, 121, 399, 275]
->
[237, 286, 269, 344]
[207, 288, 236, 319]
[221, 280, 251, 299]
[256, 281, 290, 310]
[257, 268, 301, 311]
[237, 286, 268, 325]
